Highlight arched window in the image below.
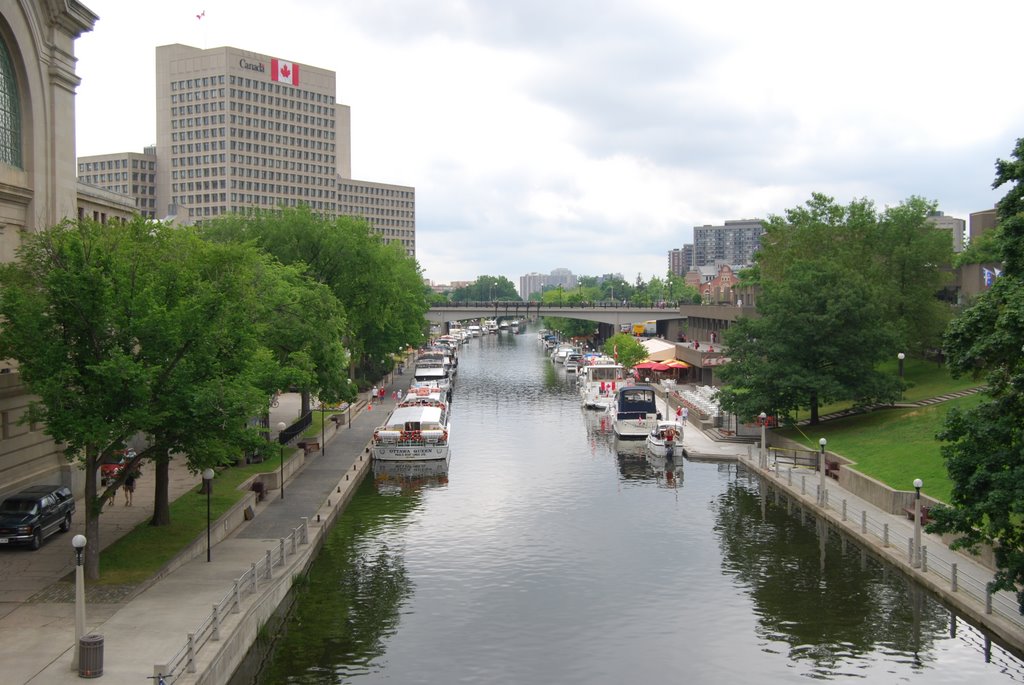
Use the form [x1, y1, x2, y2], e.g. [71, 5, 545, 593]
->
[0, 36, 21, 168]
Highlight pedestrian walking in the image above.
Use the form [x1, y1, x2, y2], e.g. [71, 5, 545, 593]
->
[379, 387, 386, 403]
[370, 385, 378, 404]
[123, 467, 138, 506]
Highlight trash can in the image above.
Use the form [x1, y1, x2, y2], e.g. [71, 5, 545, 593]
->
[78, 633, 103, 678]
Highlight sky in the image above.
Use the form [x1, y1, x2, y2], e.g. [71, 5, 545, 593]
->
[74, 0, 1024, 286]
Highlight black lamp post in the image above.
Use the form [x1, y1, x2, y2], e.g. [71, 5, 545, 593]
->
[818, 437, 827, 506]
[913, 478, 923, 568]
[759, 411, 768, 468]
[277, 421, 287, 499]
[71, 534, 87, 672]
[203, 468, 214, 562]
[898, 352, 906, 399]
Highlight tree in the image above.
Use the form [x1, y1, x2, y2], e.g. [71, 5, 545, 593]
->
[449, 275, 519, 302]
[718, 251, 898, 425]
[929, 138, 1024, 608]
[602, 333, 647, 370]
[202, 208, 428, 383]
[719, 193, 953, 424]
[873, 197, 954, 354]
[0, 218, 276, 577]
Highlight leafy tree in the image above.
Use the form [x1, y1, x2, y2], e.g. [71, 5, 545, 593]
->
[929, 138, 1024, 607]
[665, 271, 701, 303]
[0, 218, 275, 578]
[874, 197, 954, 354]
[202, 208, 428, 383]
[449, 275, 519, 302]
[721, 193, 953, 423]
[719, 252, 898, 425]
[954, 227, 1003, 268]
[602, 333, 647, 370]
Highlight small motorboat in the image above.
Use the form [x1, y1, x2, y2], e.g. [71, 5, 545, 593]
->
[645, 420, 685, 458]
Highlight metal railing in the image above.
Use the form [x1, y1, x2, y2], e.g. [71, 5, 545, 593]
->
[279, 411, 312, 445]
[154, 518, 310, 683]
[754, 454, 1024, 633]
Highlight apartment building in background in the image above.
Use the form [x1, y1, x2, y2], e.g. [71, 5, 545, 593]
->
[692, 219, 764, 268]
[668, 246, 694, 276]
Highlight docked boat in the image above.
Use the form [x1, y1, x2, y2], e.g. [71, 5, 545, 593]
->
[645, 420, 685, 458]
[372, 388, 451, 462]
[579, 362, 629, 410]
[610, 384, 659, 440]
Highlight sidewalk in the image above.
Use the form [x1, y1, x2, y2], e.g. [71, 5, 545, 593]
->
[3, 380, 401, 685]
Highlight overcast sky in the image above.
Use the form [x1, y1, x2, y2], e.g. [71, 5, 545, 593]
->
[74, 0, 1024, 286]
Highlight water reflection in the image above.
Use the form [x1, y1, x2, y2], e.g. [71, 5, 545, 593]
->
[715, 473, 1021, 681]
[372, 458, 449, 495]
[252, 477, 413, 683]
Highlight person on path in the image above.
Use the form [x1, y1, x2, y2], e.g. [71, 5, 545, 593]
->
[379, 387, 387, 403]
[123, 468, 138, 506]
[371, 385, 378, 404]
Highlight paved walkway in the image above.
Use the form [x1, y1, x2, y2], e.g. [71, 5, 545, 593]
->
[0, 377, 401, 685]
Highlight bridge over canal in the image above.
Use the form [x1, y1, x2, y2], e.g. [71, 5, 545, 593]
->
[426, 301, 686, 329]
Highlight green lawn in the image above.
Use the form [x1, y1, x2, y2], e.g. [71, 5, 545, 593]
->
[777, 393, 983, 505]
[95, 411, 335, 585]
[803, 356, 981, 420]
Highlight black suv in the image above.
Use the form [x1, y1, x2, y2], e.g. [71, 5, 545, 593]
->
[0, 485, 75, 550]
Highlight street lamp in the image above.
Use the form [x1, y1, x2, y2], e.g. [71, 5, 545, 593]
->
[898, 352, 906, 401]
[913, 478, 923, 568]
[203, 468, 215, 562]
[818, 437, 827, 506]
[71, 534, 87, 671]
[277, 421, 287, 499]
[759, 412, 768, 468]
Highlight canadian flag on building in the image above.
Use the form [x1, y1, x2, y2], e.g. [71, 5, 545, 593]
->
[271, 58, 300, 86]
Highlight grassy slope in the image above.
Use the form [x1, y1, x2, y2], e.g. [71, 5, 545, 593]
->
[777, 393, 982, 505]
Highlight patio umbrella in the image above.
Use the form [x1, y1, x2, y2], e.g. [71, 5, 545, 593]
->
[663, 359, 691, 369]
[634, 360, 671, 372]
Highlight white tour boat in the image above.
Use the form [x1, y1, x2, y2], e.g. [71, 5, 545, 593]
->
[372, 387, 451, 462]
[610, 385, 659, 440]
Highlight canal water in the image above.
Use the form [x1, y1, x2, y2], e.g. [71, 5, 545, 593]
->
[242, 332, 1024, 683]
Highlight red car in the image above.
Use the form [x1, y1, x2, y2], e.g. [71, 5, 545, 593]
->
[100, 449, 135, 484]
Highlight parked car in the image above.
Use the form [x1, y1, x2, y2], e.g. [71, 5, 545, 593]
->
[0, 485, 75, 550]
[100, 448, 135, 484]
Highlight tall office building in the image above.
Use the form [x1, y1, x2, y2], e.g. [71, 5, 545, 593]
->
[692, 219, 764, 267]
[547, 267, 577, 289]
[77, 146, 158, 218]
[339, 179, 416, 257]
[154, 44, 347, 222]
[519, 272, 547, 300]
[668, 246, 694, 276]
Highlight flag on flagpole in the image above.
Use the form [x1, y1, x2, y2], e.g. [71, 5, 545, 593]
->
[271, 58, 300, 86]
[196, 10, 205, 19]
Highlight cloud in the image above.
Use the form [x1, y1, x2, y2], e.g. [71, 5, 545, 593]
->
[74, 0, 1024, 285]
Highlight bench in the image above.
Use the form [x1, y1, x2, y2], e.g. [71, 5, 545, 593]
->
[296, 440, 320, 455]
[903, 505, 932, 525]
[825, 460, 840, 480]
